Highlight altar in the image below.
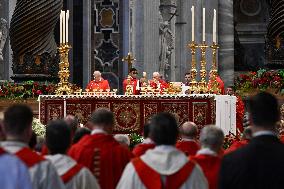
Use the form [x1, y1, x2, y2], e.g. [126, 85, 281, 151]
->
[39, 94, 236, 135]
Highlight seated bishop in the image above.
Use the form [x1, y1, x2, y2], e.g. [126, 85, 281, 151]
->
[149, 72, 169, 91]
[86, 71, 110, 92]
[123, 68, 140, 95]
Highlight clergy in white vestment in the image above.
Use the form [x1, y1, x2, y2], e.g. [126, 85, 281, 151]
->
[117, 112, 208, 189]
[1, 105, 65, 189]
[45, 120, 100, 189]
[0, 147, 33, 189]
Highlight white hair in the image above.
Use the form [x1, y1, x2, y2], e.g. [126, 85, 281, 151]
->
[93, 71, 101, 77]
[200, 125, 224, 151]
[153, 72, 160, 77]
[114, 134, 130, 147]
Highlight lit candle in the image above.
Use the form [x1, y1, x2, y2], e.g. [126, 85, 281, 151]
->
[203, 8, 205, 42]
[62, 10, 66, 44]
[60, 11, 63, 44]
[191, 6, 195, 42]
[66, 10, 69, 43]
[213, 9, 217, 43]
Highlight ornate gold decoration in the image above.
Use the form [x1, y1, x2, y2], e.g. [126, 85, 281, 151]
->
[55, 44, 73, 95]
[122, 52, 136, 73]
[209, 42, 220, 94]
[187, 41, 198, 93]
[198, 42, 209, 93]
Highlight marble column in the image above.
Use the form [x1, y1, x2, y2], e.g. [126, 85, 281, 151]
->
[218, 0, 234, 87]
[132, 0, 160, 77]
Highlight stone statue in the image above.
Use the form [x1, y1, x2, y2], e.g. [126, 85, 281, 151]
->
[0, 18, 8, 61]
[158, 10, 174, 77]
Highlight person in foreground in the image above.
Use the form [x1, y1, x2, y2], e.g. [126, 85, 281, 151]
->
[218, 92, 284, 189]
[117, 112, 208, 189]
[176, 122, 200, 156]
[0, 104, 65, 189]
[69, 108, 132, 189]
[45, 120, 100, 189]
[191, 126, 224, 189]
[0, 147, 33, 189]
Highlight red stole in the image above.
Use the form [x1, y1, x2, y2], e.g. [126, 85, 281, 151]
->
[0, 147, 6, 156]
[61, 164, 83, 184]
[86, 79, 110, 91]
[191, 154, 221, 189]
[225, 139, 249, 154]
[132, 157, 195, 189]
[15, 147, 45, 168]
[123, 77, 139, 95]
[68, 134, 132, 189]
[176, 140, 200, 156]
[132, 143, 155, 157]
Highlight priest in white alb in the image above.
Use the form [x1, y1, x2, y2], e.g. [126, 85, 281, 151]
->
[117, 112, 208, 189]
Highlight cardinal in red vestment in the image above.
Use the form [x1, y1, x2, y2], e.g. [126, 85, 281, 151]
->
[132, 123, 155, 157]
[191, 126, 224, 189]
[123, 68, 140, 95]
[149, 72, 169, 91]
[68, 108, 133, 189]
[86, 71, 110, 91]
[176, 122, 200, 156]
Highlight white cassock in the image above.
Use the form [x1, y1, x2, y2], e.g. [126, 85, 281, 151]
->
[0, 152, 33, 189]
[1, 141, 65, 189]
[117, 145, 208, 189]
[45, 154, 100, 189]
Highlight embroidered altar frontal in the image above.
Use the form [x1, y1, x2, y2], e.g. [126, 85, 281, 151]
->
[39, 95, 216, 134]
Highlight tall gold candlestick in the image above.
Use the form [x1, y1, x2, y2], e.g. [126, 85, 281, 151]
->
[198, 41, 208, 93]
[187, 41, 198, 93]
[209, 42, 220, 94]
[55, 43, 73, 95]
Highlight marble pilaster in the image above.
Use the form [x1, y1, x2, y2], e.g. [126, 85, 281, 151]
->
[218, 0, 234, 87]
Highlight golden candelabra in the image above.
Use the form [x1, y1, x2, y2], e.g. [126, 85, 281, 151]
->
[198, 41, 209, 93]
[209, 42, 220, 94]
[187, 41, 198, 93]
[55, 44, 73, 95]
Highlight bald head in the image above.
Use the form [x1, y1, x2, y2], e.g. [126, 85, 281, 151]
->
[180, 122, 198, 139]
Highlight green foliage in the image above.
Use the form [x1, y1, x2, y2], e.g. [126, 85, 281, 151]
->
[128, 133, 144, 149]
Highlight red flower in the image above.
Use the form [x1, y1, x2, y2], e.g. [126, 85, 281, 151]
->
[36, 90, 42, 95]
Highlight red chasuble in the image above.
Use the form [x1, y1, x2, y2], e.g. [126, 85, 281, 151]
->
[191, 154, 221, 189]
[61, 164, 83, 184]
[86, 79, 110, 91]
[149, 79, 169, 91]
[132, 143, 155, 157]
[176, 140, 200, 156]
[15, 147, 45, 168]
[123, 76, 140, 95]
[132, 157, 195, 189]
[68, 134, 132, 189]
[225, 139, 249, 154]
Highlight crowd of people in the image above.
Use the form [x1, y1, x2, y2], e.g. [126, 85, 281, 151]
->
[0, 91, 284, 189]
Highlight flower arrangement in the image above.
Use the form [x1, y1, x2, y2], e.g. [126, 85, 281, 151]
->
[223, 132, 240, 149]
[128, 133, 144, 149]
[0, 81, 56, 99]
[32, 118, 46, 137]
[235, 69, 284, 97]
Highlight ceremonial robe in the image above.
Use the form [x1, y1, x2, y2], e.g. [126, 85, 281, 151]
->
[149, 79, 169, 91]
[207, 76, 225, 94]
[176, 139, 200, 156]
[68, 130, 132, 189]
[123, 76, 140, 95]
[45, 154, 100, 189]
[132, 138, 155, 157]
[117, 145, 208, 189]
[192, 148, 221, 189]
[0, 147, 33, 189]
[1, 141, 65, 189]
[86, 79, 110, 91]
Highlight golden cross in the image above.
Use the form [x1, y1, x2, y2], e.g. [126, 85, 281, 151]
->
[122, 52, 136, 72]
